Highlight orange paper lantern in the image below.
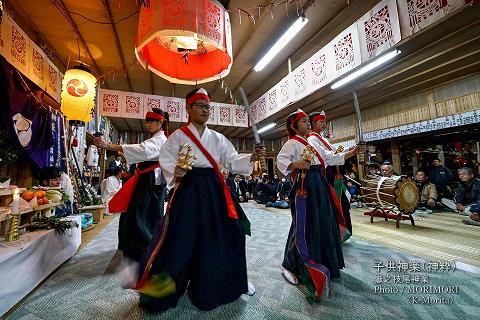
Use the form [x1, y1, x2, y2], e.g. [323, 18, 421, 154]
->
[135, 0, 233, 85]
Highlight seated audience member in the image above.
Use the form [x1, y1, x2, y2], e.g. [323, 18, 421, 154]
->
[380, 163, 399, 179]
[346, 181, 359, 202]
[266, 176, 292, 209]
[367, 163, 381, 176]
[415, 170, 438, 214]
[228, 174, 248, 203]
[246, 175, 256, 200]
[255, 173, 277, 205]
[428, 158, 453, 198]
[441, 167, 480, 218]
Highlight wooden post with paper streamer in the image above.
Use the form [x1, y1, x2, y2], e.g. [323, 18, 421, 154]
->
[239, 87, 267, 173]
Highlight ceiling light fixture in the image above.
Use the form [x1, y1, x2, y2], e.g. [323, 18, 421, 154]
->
[257, 122, 276, 134]
[253, 15, 309, 72]
[331, 49, 401, 89]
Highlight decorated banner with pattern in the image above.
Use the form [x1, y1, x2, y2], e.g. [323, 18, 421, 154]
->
[218, 103, 233, 126]
[7, 16, 30, 77]
[121, 92, 144, 119]
[165, 96, 184, 123]
[28, 41, 47, 90]
[357, 0, 401, 62]
[144, 95, 164, 113]
[256, 95, 267, 122]
[100, 90, 124, 117]
[233, 104, 248, 127]
[266, 86, 279, 118]
[99, 89, 246, 127]
[397, 0, 464, 38]
[329, 23, 362, 79]
[0, 13, 62, 102]
[364, 108, 480, 141]
[207, 102, 218, 125]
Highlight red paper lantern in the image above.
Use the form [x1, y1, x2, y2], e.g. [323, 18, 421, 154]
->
[135, 0, 233, 85]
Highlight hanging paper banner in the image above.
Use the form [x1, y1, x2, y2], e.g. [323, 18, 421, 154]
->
[121, 92, 145, 119]
[0, 12, 10, 58]
[266, 87, 279, 118]
[144, 95, 165, 113]
[397, 0, 464, 38]
[278, 76, 293, 110]
[0, 13, 63, 103]
[257, 95, 267, 122]
[46, 59, 61, 103]
[207, 102, 218, 125]
[363, 108, 480, 141]
[7, 16, 30, 77]
[165, 96, 184, 123]
[305, 49, 331, 93]
[27, 41, 47, 90]
[357, 0, 401, 62]
[233, 105, 248, 127]
[99, 89, 124, 117]
[291, 65, 310, 101]
[47, 110, 66, 172]
[218, 103, 233, 126]
[329, 23, 362, 79]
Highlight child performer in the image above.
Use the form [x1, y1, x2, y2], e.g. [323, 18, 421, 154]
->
[94, 108, 169, 262]
[136, 88, 264, 312]
[276, 109, 347, 302]
[308, 111, 358, 235]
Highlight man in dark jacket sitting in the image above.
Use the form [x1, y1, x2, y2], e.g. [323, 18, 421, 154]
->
[451, 167, 480, 226]
[255, 174, 277, 205]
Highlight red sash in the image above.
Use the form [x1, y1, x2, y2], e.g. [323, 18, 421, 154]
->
[307, 132, 334, 151]
[108, 163, 160, 213]
[180, 126, 238, 219]
[292, 135, 326, 172]
[291, 135, 346, 227]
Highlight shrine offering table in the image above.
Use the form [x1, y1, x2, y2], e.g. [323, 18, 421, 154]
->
[0, 215, 81, 316]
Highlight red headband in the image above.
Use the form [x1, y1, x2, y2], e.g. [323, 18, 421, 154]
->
[186, 93, 210, 106]
[290, 111, 308, 125]
[311, 114, 326, 123]
[287, 111, 308, 139]
[145, 112, 165, 121]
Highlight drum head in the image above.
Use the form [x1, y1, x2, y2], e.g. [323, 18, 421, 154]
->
[394, 177, 419, 214]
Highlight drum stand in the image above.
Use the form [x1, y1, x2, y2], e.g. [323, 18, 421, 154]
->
[363, 203, 415, 228]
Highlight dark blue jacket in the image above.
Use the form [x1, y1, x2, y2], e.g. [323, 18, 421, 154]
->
[454, 178, 480, 206]
[428, 165, 453, 189]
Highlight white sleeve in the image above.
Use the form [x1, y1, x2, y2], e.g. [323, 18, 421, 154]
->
[122, 138, 160, 164]
[159, 133, 181, 186]
[105, 178, 118, 196]
[220, 135, 253, 176]
[277, 141, 296, 176]
[322, 148, 346, 166]
[308, 137, 345, 166]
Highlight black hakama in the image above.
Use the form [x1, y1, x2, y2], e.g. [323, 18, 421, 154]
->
[118, 160, 166, 261]
[282, 165, 345, 281]
[138, 167, 248, 312]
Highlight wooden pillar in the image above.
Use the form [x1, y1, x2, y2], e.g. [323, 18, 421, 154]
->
[391, 140, 401, 174]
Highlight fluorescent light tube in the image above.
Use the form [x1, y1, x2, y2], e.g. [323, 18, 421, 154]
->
[254, 17, 309, 72]
[258, 123, 276, 134]
[331, 49, 401, 89]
